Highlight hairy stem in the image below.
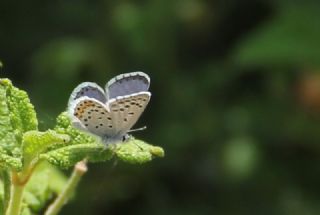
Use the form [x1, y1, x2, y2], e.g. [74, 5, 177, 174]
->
[5, 162, 39, 215]
[44, 160, 88, 215]
[5, 172, 25, 215]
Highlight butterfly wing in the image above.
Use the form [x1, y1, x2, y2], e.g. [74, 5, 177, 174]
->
[69, 96, 117, 137]
[105, 72, 150, 100]
[108, 92, 151, 136]
[68, 82, 107, 107]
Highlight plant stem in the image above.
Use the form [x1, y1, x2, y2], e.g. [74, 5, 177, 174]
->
[44, 160, 88, 215]
[5, 172, 25, 215]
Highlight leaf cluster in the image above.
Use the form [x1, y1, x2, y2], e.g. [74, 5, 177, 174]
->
[0, 78, 164, 214]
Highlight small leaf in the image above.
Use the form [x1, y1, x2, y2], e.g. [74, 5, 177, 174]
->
[39, 112, 112, 168]
[0, 148, 22, 171]
[51, 112, 164, 167]
[22, 130, 70, 164]
[40, 144, 112, 169]
[115, 139, 164, 164]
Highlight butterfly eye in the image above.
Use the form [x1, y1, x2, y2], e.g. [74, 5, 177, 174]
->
[122, 134, 131, 142]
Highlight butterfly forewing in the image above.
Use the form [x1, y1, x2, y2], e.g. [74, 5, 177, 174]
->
[108, 92, 151, 136]
[69, 82, 107, 106]
[106, 72, 150, 100]
[70, 97, 117, 137]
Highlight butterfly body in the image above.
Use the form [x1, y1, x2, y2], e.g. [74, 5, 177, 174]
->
[68, 72, 151, 144]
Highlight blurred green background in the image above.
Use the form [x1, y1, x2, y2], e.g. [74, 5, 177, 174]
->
[1, 0, 320, 214]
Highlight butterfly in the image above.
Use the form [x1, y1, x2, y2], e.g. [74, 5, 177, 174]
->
[68, 72, 151, 144]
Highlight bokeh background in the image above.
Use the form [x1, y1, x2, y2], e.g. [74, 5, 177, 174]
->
[1, 0, 320, 214]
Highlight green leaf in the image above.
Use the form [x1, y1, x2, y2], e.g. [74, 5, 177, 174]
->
[114, 139, 164, 164]
[22, 130, 70, 164]
[0, 149, 22, 171]
[47, 112, 164, 168]
[0, 79, 38, 156]
[35, 112, 112, 168]
[40, 144, 112, 169]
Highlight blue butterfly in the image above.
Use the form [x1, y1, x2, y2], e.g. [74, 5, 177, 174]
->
[68, 72, 151, 143]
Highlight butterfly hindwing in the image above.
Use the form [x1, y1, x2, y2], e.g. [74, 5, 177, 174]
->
[106, 72, 150, 100]
[69, 97, 117, 137]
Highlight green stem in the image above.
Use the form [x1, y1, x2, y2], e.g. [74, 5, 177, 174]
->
[44, 161, 88, 215]
[5, 173, 25, 215]
[5, 164, 38, 215]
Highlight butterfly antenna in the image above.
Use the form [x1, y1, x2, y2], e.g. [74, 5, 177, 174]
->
[128, 126, 147, 133]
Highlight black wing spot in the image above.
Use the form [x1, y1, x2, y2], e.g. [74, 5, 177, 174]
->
[108, 125, 113, 128]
